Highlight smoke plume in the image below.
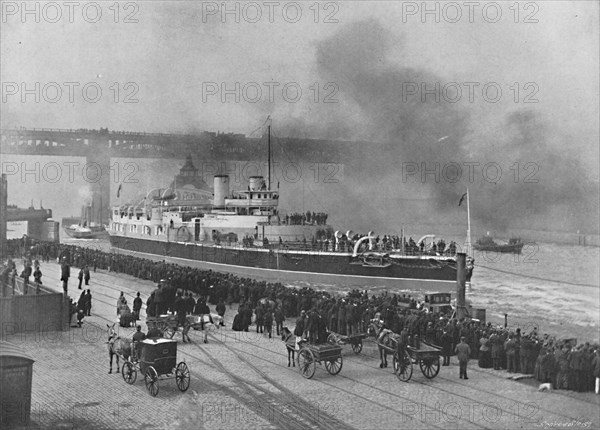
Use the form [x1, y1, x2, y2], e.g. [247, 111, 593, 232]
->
[293, 18, 600, 235]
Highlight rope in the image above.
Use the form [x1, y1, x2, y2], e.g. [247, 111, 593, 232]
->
[478, 264, 598, 289]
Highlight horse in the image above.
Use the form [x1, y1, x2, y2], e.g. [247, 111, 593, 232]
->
[281, 327, 302, 367]
[368, 318, 401, 368]
[107, 324, 132, 374]
[187, 313, 222, 343]
[367, 317, 384, 338]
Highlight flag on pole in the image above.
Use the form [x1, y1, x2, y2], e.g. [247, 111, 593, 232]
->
[117, 184, 122, 198]
[458, 192, 467, 206]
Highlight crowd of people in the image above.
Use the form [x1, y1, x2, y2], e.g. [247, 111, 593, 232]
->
[284, 211, 328, 226]
[3, 238, 599, 393]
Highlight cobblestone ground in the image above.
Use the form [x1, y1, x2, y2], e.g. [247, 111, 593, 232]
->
[4, 262, 599, 430]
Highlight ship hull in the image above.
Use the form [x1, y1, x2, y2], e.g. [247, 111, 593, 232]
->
[64, 227, 108, 239]
[109, 235, 461, 292]
[473, 244, 523, 254]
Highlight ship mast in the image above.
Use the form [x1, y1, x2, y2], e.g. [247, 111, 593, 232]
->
[267, 116, 271, 190]
[465, 187, 472, 257]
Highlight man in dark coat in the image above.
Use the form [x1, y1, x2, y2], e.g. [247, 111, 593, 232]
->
[60, 257, 70, 294]
[84, 289, 92, 316]
[455, 336, 471, 379]
[441, 330, 452, 366]
[306, 308, 320, 343]
[147, 322, 162, 339]
[294, 310, 306, 338]
[174, 292, 187, 325]
[216, 300, 226, 327]
[274, 305, 284, 335]
[337, 302, 346, 335]
[255, 303, 264, 333]
[133, 292, 143, 321]
[264, 306, 273, 339]
[194, 299, 210, 316]
[146, 293, 155, 318]
[83, 265, 91, 285]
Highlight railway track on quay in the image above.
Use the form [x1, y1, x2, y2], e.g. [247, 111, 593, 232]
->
[35, 261, 600, 429]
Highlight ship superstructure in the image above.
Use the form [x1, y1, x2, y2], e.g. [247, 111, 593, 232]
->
[108, 121, 471, 291]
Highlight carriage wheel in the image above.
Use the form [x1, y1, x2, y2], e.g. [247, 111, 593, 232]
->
[297, 348, 316, 379]
[419, 357, 441, 379]
[164, 326, 176, 339]
[144, 366, 159, 397]
[351, 340, 363, 354]
[122, 361, 137, 385]
[324, 356, 343, 375]
[393, 350, 413, 382]
[176, 362, 190, 392]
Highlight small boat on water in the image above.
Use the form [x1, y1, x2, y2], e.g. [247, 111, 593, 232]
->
[64, 223, 108, 239]
[473, 236, 524, 254]
[63, 201, 108, 239]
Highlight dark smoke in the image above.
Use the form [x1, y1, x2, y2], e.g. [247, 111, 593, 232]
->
[302, 19, 599, 235]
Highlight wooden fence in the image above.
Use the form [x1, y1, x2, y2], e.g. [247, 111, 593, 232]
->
[1, 276, 68, 335]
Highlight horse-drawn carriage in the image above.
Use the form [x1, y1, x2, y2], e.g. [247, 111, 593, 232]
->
[121, 338, 190, 397]
[297, 342, 343, 379]
[326, 331, 368, 354]
[147, 313, 222, 343]
[146, 315, 180, 339]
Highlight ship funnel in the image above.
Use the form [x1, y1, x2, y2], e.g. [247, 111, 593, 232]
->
[213, 175, 229, 206]
[249, 176, 265, 192]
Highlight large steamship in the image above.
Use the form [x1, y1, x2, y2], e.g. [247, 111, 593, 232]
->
[108, 121, 472, 291]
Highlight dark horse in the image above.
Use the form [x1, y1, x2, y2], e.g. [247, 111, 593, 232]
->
[107, 324, 132, 374]
[281, 327, 301, 367]
[368, 319, 400, 368]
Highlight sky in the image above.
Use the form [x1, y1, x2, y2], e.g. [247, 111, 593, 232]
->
[1, 1, 599, 233]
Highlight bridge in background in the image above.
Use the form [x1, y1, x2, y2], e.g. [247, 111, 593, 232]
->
[1, 127, 354, 227]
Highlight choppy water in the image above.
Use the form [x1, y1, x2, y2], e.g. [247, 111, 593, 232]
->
[64, 238, 600, 343]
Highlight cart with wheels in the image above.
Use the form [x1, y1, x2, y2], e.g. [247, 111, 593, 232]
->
[146, 315, 179, 339]
[393, 341, 441, 382]
[121, 338, 190, 397]
[296, 343, 343, 379]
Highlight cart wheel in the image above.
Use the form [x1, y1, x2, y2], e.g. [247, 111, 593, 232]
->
[144, 366, 159, 397]
[420, 357, 440, 379]
[297, 348, 316, 379]
[176, 362, 190, 392]
[164, 326, 176, 339]
[351, 340, 363, 354]
[393, 350, 413, 382]
[324, 356, 343, 375]
[122, 361, 137, 385]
